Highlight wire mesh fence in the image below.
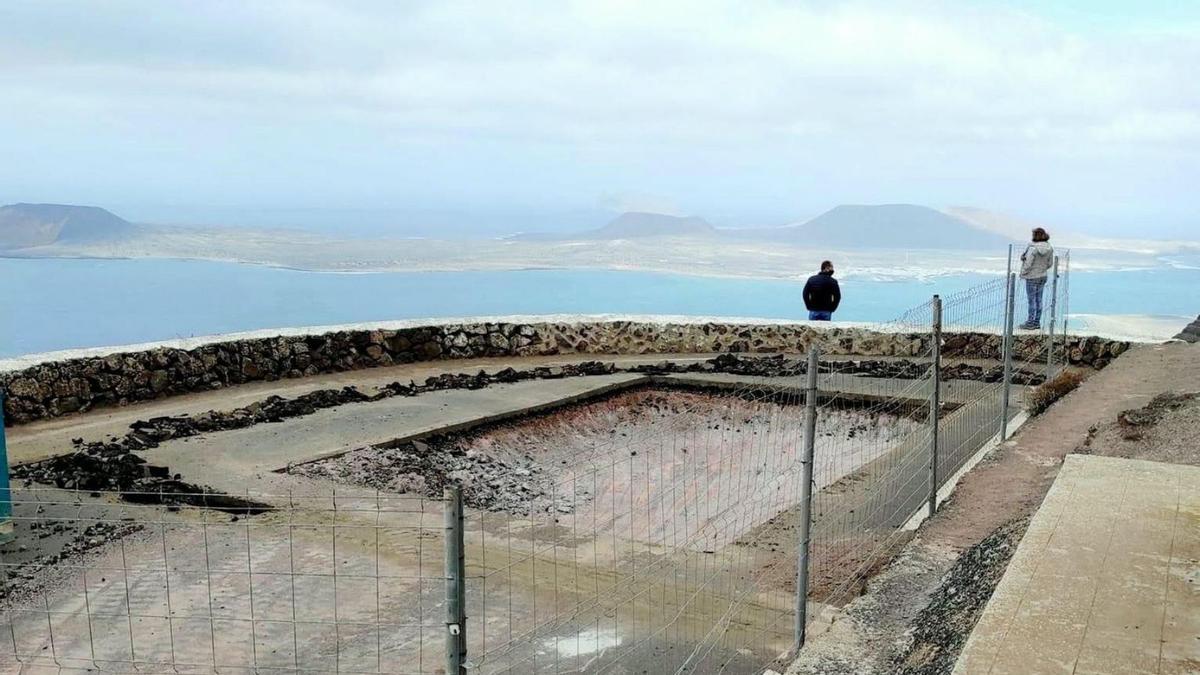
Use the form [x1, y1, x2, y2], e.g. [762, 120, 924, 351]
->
[1, 488, 451, 673]
[0, 246, 1072, 674]
[462, 370, 813, 673]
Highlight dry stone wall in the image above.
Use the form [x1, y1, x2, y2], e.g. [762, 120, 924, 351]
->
[1, 321, 1131, 425]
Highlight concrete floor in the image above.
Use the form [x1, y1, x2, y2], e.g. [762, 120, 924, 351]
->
[954, 454, 1200, 675]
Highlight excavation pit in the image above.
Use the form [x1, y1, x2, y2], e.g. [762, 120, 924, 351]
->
[276, 384, 927, 673]
[292, 385, 923, 545]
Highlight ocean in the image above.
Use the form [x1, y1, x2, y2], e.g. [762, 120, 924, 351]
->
[2, 257, 1195, 358]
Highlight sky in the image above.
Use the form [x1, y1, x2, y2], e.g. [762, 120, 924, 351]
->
[1, 0, 1198, 238]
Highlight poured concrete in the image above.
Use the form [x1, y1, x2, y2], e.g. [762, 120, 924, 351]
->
[954, 454, 1200, 675]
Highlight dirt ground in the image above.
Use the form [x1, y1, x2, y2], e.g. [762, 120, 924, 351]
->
[787, 341, 1200, 675]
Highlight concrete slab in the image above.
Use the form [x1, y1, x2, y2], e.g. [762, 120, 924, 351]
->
[954, 454, 1200, 675]
[2, 377, 921, 674]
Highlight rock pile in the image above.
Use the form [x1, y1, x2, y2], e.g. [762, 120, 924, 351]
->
[291, 439, 570, 515]
[1174, 315, 1200, 343]
[685, 353, 1045, 385]
[1117, 392, 1199, 440]
[12, 439, 271, 513]
[127, 386, 378, 444]
[2, 321, 1131, 425]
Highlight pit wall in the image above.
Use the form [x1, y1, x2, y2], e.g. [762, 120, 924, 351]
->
[1, 321, 1130, 425]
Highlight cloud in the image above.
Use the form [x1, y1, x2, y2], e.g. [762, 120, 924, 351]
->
[0, 1, 1197, 234]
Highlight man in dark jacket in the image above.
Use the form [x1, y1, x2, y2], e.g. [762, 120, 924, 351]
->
[803, 261, 841, 321]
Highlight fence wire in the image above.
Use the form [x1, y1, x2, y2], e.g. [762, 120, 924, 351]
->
[464, 367, 812, 673]
[0, 248, 1073, 674]
[1, 488, 450, 674]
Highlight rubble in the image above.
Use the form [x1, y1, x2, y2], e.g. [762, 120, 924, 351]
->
[693, 353, 1045, 385]
[0, 512, 143, 602]
[11, 440, 271, 514]
[291, 386, 917, 519]
[290, 439, 570, 515]
[893, 518, 1028, 675]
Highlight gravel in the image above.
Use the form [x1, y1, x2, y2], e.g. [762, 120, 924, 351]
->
[0, 492, 146, 603]
[892, 518, 1028, 675]
[1115, 391, 1198, 439]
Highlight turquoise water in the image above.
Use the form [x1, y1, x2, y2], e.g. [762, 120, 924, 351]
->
[1, 257, 1196, 357]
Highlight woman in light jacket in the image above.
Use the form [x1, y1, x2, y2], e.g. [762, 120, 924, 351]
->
[1019, 228, 1055, 330]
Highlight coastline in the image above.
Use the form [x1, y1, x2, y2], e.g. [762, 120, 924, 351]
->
[0, 246, 1169, 283]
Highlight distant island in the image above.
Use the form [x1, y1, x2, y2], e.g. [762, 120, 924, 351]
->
[0, 203, 138, 249]
[2, 201, 1012, 251]
[0, 201, 1191, 281]
[515, 203, 1011, 250]
[737, 204, 1012, 250]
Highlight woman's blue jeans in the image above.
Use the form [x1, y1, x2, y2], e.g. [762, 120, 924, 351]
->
[1025, 278, 1046, 326]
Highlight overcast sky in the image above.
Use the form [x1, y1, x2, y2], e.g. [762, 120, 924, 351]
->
[1, 0, 1197, 237]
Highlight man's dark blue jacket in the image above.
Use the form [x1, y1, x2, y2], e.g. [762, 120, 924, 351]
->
[803, 271, 841, 312]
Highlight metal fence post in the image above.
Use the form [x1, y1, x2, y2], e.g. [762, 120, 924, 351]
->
[1001, 273, 1017, 441]
[1045, 256, 1061, 379]
[1061, 250, 1071, 342]
[444, 485, 467, 675]
[0, 391, 11, 543]
[928, 296, 942, 519]
[794, 346, 819, 651]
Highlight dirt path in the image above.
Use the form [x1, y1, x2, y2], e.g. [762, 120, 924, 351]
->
[923, 341, 1200, 551]
[787, 341, 1200, 675]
